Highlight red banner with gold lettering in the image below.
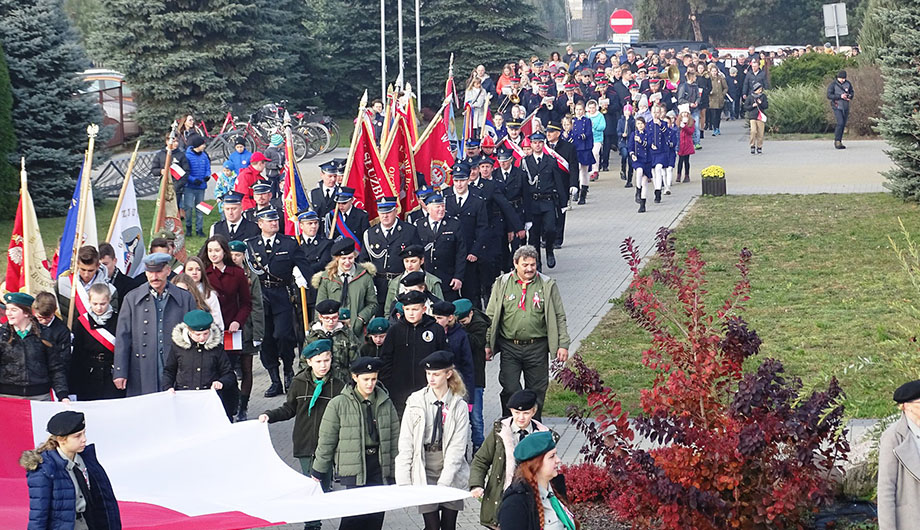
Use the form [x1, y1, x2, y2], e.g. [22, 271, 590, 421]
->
[343, 116, 397, 225]
[382, 116, 418, 219]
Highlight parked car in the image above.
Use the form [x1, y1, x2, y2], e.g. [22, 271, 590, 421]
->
[80, 69, 140, 141]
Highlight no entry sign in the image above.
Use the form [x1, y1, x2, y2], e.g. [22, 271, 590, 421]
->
[609, 9, 634, 34]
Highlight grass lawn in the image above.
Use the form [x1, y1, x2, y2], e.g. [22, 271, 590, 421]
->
[0, 198, 216, 271]
[545, 193, 920, 419]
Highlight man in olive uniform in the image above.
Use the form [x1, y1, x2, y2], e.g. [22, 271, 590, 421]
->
[416, 194, 466, 301]
[324, 186, 369, 241]
[244, 180, 286, 234]
[357, 196, 421, 315]
[296, 209, 332, 320]
[309, 161, 339, 224]
[521, 132, 568, 270]
[485, 245, 570, 420]
[209, 192, 260, 241]
[245, 209, 311, 397]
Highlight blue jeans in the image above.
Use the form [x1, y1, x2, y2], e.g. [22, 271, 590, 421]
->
[183, 187, 205, 234]
[471, 386, 485, 449]
[691, 109, 701, 145]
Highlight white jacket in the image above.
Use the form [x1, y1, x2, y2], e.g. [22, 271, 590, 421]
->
[395, 387, 470, 489]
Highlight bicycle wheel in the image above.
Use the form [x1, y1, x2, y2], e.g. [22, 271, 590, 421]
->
[291, 131, 309, 162]
[325, 121, 341, 152]
[304, 123, 330, 155]
[205, 137, 228, 163]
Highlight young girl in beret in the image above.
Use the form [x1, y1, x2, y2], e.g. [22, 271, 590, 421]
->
[0, 292, 69, 401]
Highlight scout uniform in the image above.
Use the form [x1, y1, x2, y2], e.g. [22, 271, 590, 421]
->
[359, 196, 422, 316]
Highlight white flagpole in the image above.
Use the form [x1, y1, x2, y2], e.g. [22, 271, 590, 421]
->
[415, 0, 421, 109]
[397, 0, 405, 83]
[380, 0, 387, 102]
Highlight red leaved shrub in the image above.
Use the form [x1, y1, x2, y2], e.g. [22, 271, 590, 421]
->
[553, 228, 849, 529]
[560, 463, 613, 503]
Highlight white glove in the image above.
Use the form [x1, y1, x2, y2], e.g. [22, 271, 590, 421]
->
[292, 266, 307, 289]
[561, 207, 569, 214]
[253, 340, 262, 347]
[569, 186, 578, 195]
[524, 222, 533, 231]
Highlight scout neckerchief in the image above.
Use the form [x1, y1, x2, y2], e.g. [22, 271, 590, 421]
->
[548, 490, 576, 530]
[516, 277, 532, 311]
[309, 376, 325, 416]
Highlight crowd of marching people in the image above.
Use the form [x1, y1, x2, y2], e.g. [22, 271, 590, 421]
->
[9, 42, 861, 530]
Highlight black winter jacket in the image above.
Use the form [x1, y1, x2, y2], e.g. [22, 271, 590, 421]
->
[264, 368, 346, 457]
[379, 314, 446, 414]
[498, 476, 572, 530]
[0, 324, 68, 398]
[162, 323, 235, 391]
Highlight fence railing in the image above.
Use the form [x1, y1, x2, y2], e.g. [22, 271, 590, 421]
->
[92, 151, 160, 198]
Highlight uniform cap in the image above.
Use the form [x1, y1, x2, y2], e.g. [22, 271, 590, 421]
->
[3, 292, 34, 307]
[339, 307, 351, 320]
[334, 186, 356, 202]
[183, 309, 214, 331]
[451, 164, 470, 180]
[530, 132, 547, 142]
[366, 316, 390, 335]
[222, 192, 244, 205]
[256, 208, 279, 221]
[415, 184, 434, 198]
[252, 181, 273, 195]
[376, 196, 398, 213]
[319, 161, 337, 172]
[298, 210, 319, 222]
[477, 155, 495, 166]
[431, 300, 456, 317]
[153, 229, 176, 241]
[47, 411, 85, 437]
[316, 299, 341, 315]
[399, 244, 425, 258]
[452, 298, 473, 317]
[229, 240, 247, 253]
[397, 289, 427, 305]
[420, 350, 454, 370]
[424, 194, 445, 205]
[302, 339, 332, 359]
[495, 147, 514, 161]
[513, 430, 556, 463]
[331, 238, 356, 256]
[546, 121, 563, 132]
[893, 380, 920, 403]
[350, 356, 384, 374]
[400, 270, 426, 287]
[142, 252, 171, 272]
[465, 138, 480, 148]
[507, 389, 538, 411]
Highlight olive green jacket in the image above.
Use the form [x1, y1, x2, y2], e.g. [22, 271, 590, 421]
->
[469, 418, 557, 527]
[312, 384, 400, 486]
[383, 272, 444, 315]
[301, 322, 359, 381]
[312, 262, 378, 336]
[485, 272, 570, 353]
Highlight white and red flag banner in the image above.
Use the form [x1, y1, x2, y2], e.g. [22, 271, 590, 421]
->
[0, 391, 469, 529]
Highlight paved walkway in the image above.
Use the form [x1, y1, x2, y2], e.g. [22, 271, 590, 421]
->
[233, 119, 889, 529]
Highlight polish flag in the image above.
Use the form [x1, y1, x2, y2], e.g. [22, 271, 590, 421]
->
[169, 164, 186, 181]
[0, 391, 469, 529]
[223, 330, 242, 351]
[196, 202, 214, 215]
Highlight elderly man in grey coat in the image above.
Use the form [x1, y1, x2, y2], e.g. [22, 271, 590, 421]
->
[878, 379, 920, 530]
[113, 253, 196, 396]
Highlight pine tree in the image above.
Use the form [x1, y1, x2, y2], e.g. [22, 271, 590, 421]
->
[877, 0, 920, 201]
[90, 0, 301, 141]
[859, 0, 895, 62]
[0, 0, 101, 216]
[0, 44, 18, 219]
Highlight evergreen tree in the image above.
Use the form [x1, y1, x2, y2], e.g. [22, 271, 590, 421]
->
[0, 0, 101, 216]
[877, 0, 920, 201]
[858, 0, 895, 62]
[0, 44, 18, 219]
[90, 0, 302, 141]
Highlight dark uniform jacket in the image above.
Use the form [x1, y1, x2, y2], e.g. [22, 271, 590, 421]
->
[299, 235, 333, 306]
[245, 233, 311, 329]
[358, 219, 421, 275]
[445, 191, 488, 259]
[263, 367, 346, 458]
[469, 177, 522, 261]
[0, 324, 68, 398]
[379, 314, 447, 414]
[209, 217, 260, 242]
[495, 165, 526, 226]
[417, 216, 467, 284]
[70, 311, 123, 401]
[545, 138, 579, 191]
[522, 153, 568, 218]
[325, 206, 370, 242]
[244, 199, 287, 234]
[310, 185, 338, 223]
[162, 323, 235, 391]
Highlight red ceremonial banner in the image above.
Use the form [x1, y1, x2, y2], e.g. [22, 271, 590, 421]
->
[414, 113, 455, 191]
[383, 117, 418, 218]
[343, 117, 396, 225]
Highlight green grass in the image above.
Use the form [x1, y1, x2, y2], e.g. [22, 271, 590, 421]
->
[544, 193, 920, 419]
[0, 198, 216, 269]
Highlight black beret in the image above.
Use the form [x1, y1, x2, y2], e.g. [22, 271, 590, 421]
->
[400, 244, 425, 259]
[431, 300, 456, 317]
[47, 411, 85, 437]
[894, 380, 920, 404]
[400, 270, 426, 287]
[351, 356, 384, 374]
[331, 238, 356, 256]
[397, 290, 427, 306]
[420, 350, 454, 370]
[507, 389, 538, 411]
[316, 299, 341, 315]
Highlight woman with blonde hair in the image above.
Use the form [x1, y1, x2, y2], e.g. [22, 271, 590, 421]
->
[313, 238, 377, 337]
[396, 350, 470, 530]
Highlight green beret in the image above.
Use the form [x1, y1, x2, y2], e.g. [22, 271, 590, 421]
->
[302, 339, 332, 359]
[339, 307, 351, 320]
[453, 298, 473, 317]
[4, 292, 35, 307]
[366, 317, 389, 335]
[183, 309, 214, 331]
[394, 302, 404, 315]
[228, 240, 247, 253]
[513, 431, 556, 463]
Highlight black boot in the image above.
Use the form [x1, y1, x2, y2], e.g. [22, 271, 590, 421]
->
[638, 198, 646, 213]
[235, 394, 249, 422]
[264, 369, 283, 397]
[620, 169, 626, 180]
[635, 186, 641, 204]
[654, 189, 662, 203]
[625, 177, 633, 188]
[545, 246, 556, 268]
[578, 185, 587, 205]
[284, 370, 294, 393]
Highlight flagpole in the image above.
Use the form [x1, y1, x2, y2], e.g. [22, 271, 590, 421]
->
[397, 0, 404, 84]
[283, 111, 311, 331]
[380, 0, 386, 102]
[413, 96, 449, 151]
[20, 158, 30, 295]
[68, 124, 100, 330]
[152, 123, 179, 238]
[415, 0, 421, 109]
[107, 140, 140, 242]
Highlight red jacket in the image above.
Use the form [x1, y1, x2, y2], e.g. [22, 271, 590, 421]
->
[678, 120, 696, 156]
[234, 166, 264, 210]
[206, 263, 252, 328]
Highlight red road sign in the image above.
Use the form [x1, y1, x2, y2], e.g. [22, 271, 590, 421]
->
[609, 9, 634, 34]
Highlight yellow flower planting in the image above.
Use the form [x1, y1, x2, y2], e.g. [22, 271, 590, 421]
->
[701, 165, 726, 179]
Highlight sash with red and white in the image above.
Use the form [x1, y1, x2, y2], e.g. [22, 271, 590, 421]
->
[542, 143, 570, 172]
[71, 276, 115, 352]
[502, 137, 526, 166]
